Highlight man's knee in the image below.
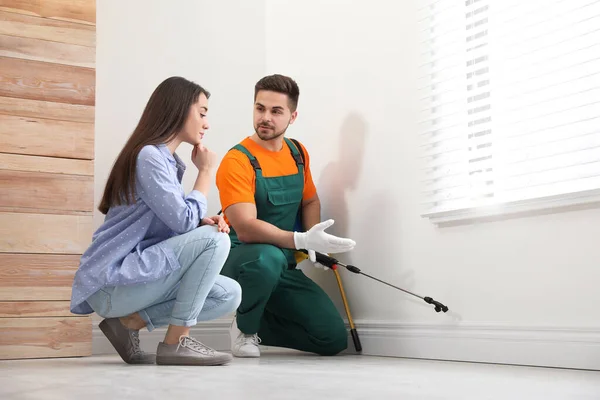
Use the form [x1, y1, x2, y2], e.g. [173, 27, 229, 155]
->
[314, 320, 348, 356]
[303, 311, 348, 356]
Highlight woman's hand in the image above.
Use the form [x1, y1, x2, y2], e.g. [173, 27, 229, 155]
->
[200, 215, 230, 233]
[192, 143, 217, 171]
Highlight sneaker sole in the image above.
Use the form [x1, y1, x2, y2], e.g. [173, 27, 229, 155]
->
[232, 351, 260, 358]
[156, 354, 233, 366]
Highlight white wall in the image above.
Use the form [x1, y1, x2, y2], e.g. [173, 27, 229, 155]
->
[96, 0, 600, 369]
[95, 0, 266, 229]
[267, 0, 600, 369]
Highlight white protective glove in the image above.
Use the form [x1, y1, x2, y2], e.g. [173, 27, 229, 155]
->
[308, 249, 329, 270]
[293, 219, 356, 255]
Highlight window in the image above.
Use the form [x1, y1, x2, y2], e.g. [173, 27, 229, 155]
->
[419, 0, 600, 223]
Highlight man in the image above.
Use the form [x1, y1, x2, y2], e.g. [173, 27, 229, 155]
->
[216, 74, 356, 358]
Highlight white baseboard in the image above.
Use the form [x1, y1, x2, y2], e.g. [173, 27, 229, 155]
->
[93, 319, 600, 370]
[352, 320, 600, 371]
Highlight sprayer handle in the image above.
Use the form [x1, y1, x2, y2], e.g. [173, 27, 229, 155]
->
[315, 252, 339, 267]
[300, 249, 339, 268]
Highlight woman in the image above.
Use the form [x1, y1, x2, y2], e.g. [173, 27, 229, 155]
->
[70, 76, 241, 366]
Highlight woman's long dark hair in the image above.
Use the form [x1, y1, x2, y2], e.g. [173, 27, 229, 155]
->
[98, 76, 210, 214]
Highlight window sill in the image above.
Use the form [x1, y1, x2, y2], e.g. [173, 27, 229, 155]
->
[422, 189, 600, 225]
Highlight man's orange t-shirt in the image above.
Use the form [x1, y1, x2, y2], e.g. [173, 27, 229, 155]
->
[216, 137, 317, 223]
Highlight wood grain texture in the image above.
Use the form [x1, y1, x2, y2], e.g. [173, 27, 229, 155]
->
[0, 253, 80, 299]
[0, 301, 72, 317]
[0, 11, 95, 47]
[0, 0, 96, 26]
[0, 0, 96, 361]
[0, 316, 92, 359]
[0, 254, 79, 301]
[0, 286, 72, 301]
[0, 153, 93, 176]
[0, 170, 93, 213]
[0, 34, 95, 68]
[0, 96, 94, 123]
[0, 57, 95, 106]
[0, 114, 94, 159]
[0, 207, 92, 216]
[0, 213, 92, 254]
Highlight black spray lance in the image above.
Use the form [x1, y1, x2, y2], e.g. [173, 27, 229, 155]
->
[304, 250, 449, 313]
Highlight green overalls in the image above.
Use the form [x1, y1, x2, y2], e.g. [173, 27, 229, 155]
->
[220, 138, 347, 356]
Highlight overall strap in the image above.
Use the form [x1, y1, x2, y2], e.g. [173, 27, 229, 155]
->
[232, 144, 263, 178]
[286, 138, 308, 233]
[284, 137, 305, 172]
[289, 138, 306, 166]
[217, 144, 265, 215]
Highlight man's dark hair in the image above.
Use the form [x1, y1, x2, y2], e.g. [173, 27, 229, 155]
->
[254, 74, 300, 112]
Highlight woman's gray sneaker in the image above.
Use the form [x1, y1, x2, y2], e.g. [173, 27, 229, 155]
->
[156, 336, 233, 366]
[99, 318, 156, 364]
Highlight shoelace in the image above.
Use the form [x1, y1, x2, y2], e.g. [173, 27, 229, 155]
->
[129, 330, 143, 354]
[176, 336, 215, 356]
[238, 333, 261, 347]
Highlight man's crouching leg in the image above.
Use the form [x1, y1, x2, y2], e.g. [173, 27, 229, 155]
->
[221, 244, 288, 357]
[258, 268, 349, 356]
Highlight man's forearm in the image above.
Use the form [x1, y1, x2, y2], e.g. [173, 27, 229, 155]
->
[302, 196, 321, 231]
[236, 219, 296, 249]
[228, 196, 321, 250]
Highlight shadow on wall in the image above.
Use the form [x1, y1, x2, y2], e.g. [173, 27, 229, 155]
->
[318, 111, 368, 239]
[300, 112, 422, 319]
[299, 112, 368, 312]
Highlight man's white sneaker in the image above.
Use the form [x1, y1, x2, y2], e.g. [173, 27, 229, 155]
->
[230, 316, 261, 358]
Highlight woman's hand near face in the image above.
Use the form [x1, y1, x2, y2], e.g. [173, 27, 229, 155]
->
[192, 143, 217, 172]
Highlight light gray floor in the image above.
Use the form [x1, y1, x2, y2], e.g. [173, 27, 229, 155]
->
[1, 353, 599, 400]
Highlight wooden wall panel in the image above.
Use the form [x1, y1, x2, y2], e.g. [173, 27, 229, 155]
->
[0, 114, 94, 159]
[0, 96, 94, 123]
[0, 11, 95, 47]
[0, 0, 95, 360]
[0, 301, 72, 317]
[0, 153, 93, 176]
[0, 170, 94, 213]
[0, 317, 92, 360]
[0, 34, 95, 68]
[0, 254, 80, 301]
[0, 57, 95, 106]
[0, 0, 95, 25]
[0, 213, 92, 254]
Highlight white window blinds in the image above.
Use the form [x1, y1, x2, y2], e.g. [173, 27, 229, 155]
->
[419, 0, 600, 221]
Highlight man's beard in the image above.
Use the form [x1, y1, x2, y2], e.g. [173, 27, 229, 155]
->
[254, 122, 289, 141]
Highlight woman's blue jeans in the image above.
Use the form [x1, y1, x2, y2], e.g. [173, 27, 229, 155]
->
[87, 226, 241, 331]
